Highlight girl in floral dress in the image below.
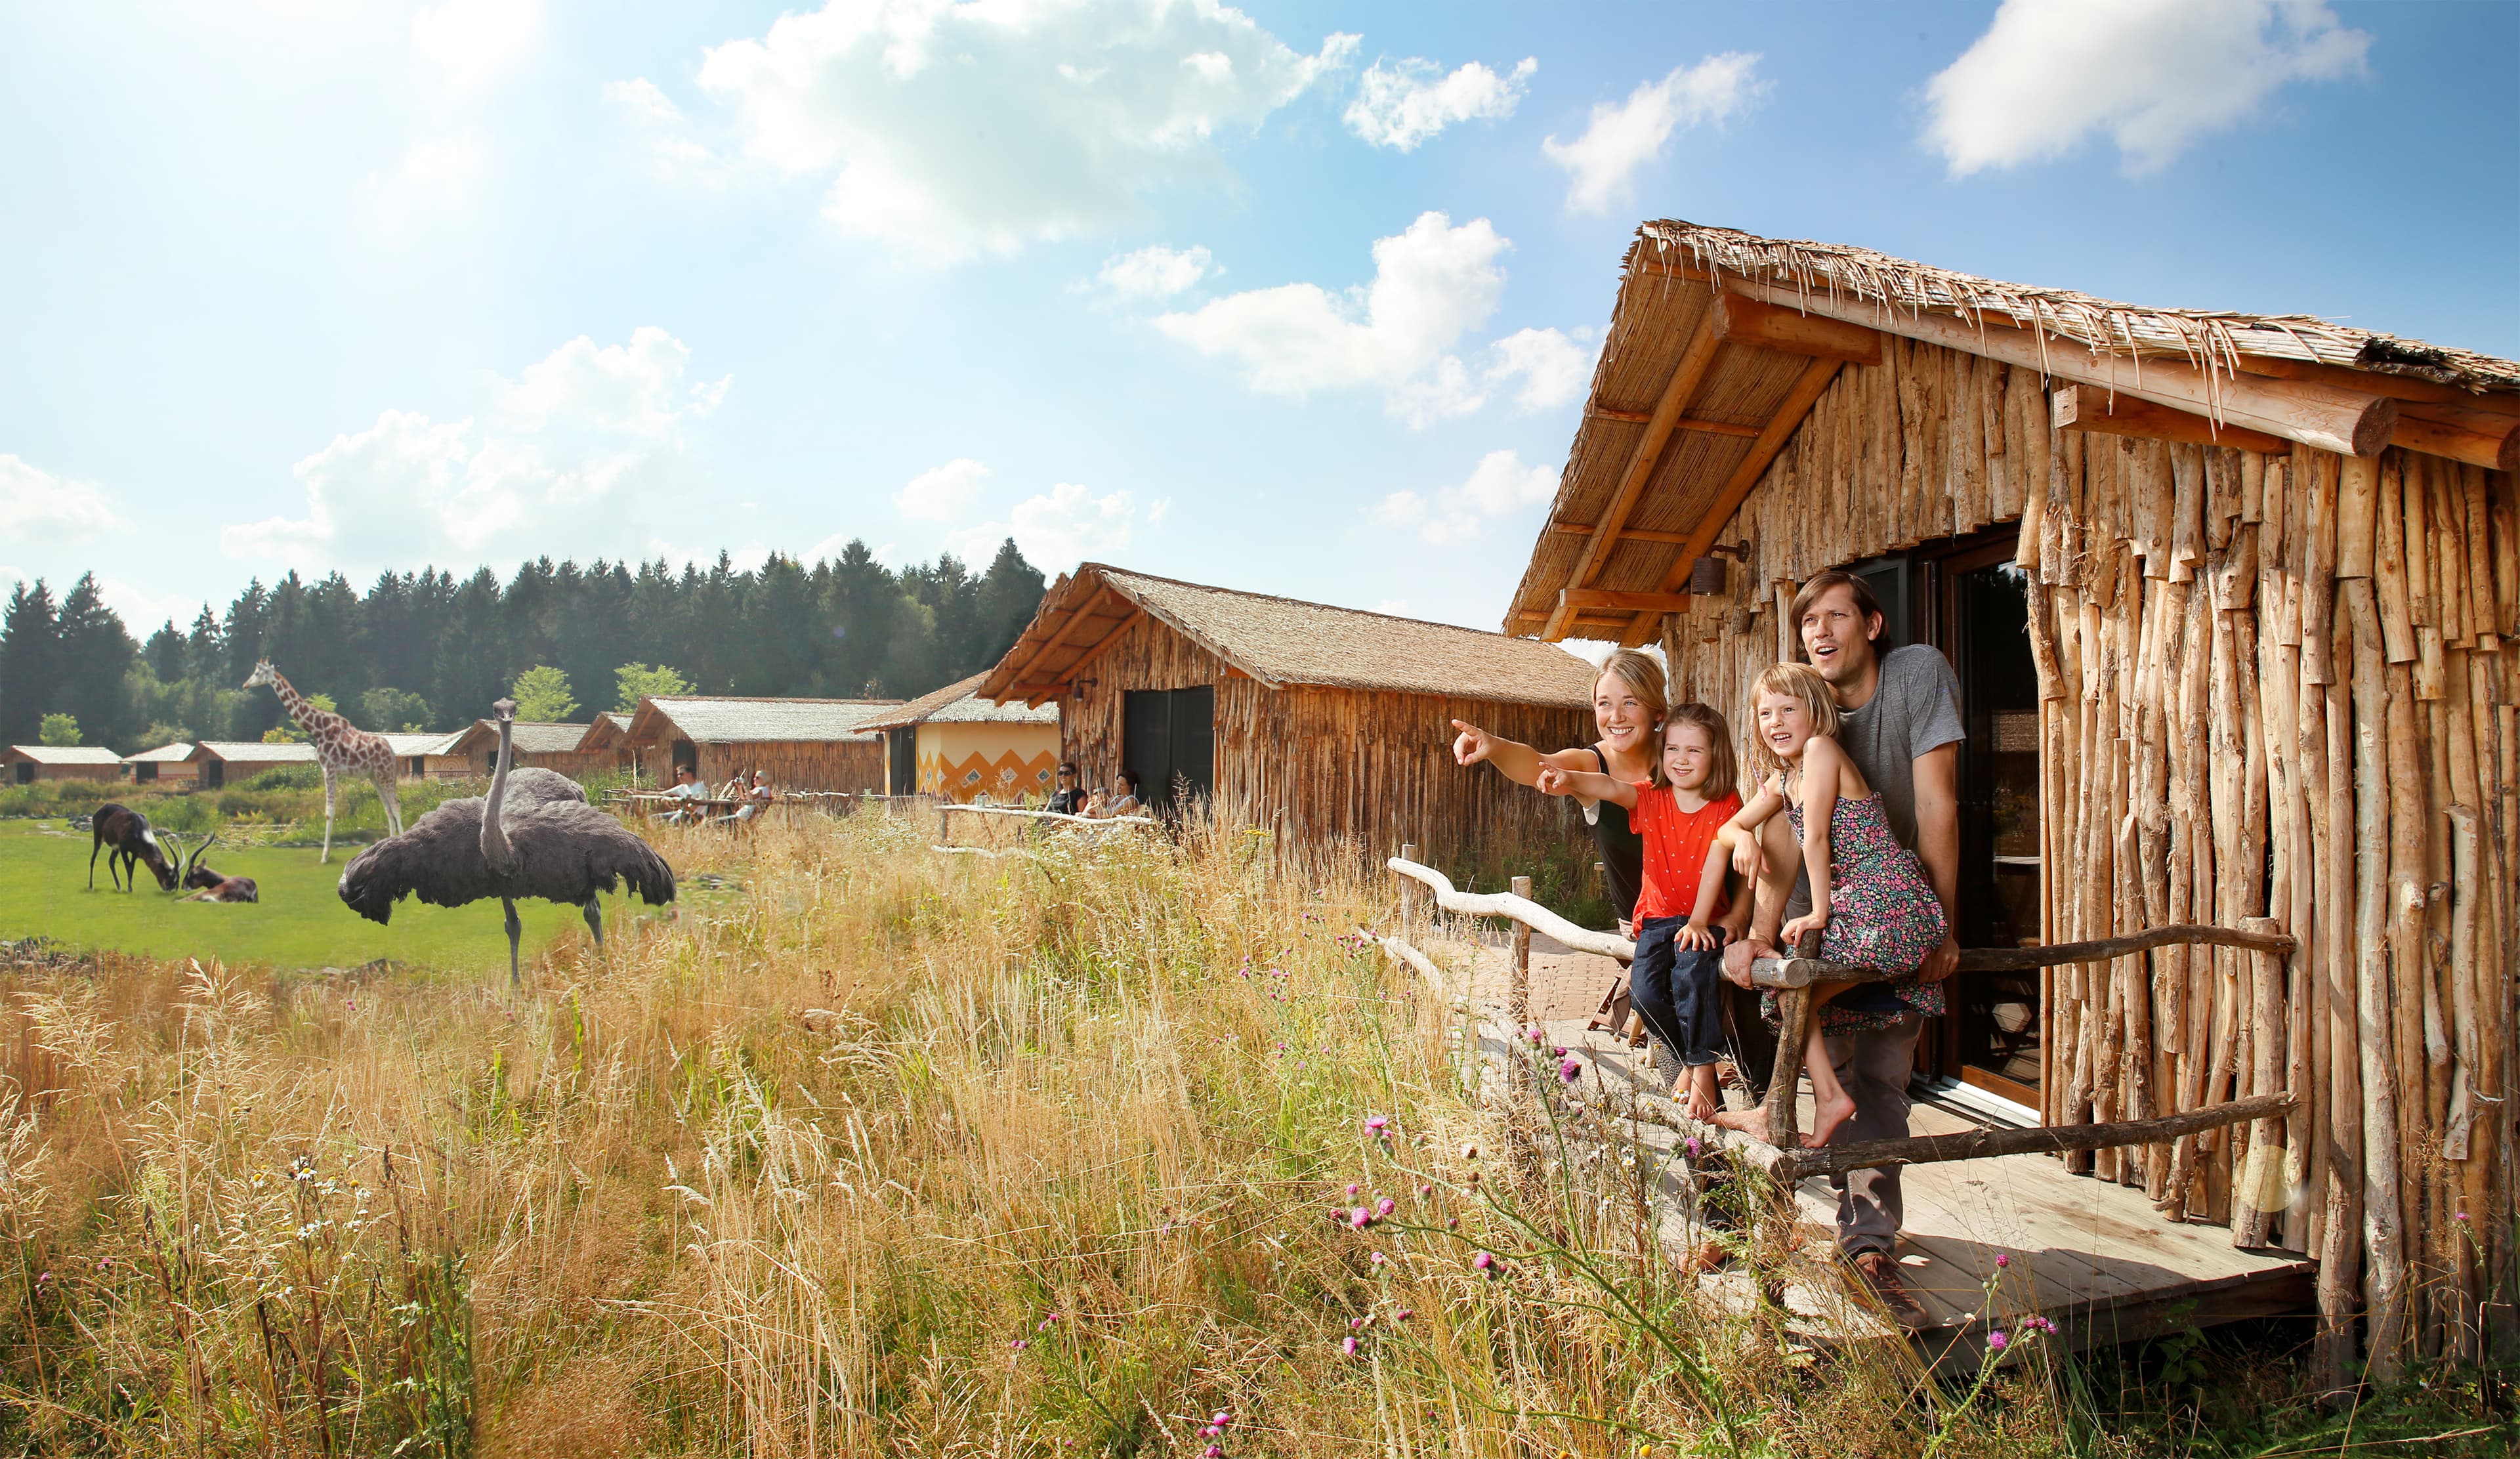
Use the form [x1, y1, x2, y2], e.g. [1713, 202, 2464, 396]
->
[1707, 662, 1946, 1148]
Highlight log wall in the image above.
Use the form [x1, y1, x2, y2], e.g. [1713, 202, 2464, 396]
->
[1656, 334, 2518, 1366]
[689, 740, 883, 794]
[1057, 614, 1595, 859]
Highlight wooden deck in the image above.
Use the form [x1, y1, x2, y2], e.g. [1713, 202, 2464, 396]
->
[1435, 934, 2315, 1368]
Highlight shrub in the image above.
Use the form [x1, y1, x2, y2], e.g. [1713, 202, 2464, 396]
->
[35, 713, 78, 747]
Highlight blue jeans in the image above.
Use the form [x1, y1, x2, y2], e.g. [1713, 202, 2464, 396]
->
[1631, 918, 1725, 1068]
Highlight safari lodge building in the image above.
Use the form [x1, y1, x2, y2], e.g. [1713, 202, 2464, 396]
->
[184, 740, 319, 790]
[980, 564, 1599, 857]
[862, 672, 1060, 803]
[1507, 221, 2518, 1365]
[2, 745, 124, 784]
[618, 696, 902, 793]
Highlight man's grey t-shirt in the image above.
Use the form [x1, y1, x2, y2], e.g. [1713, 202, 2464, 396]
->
[1782, 643, 1965, 920]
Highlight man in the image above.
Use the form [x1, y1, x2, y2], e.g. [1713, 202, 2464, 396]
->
[661, 763, 710, 824]
[1046, 762, 1084, 816]
[1724, 568, 1963, 1330]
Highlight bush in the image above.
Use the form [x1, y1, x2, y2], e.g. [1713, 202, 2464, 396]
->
[36, 714, 79, 747]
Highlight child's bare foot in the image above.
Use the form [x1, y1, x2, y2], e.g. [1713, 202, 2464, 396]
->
[1805, 1089, 1858, 1148]
[1710, 1105, 1764, 1134]
[1683, 1065, 1719, 1122]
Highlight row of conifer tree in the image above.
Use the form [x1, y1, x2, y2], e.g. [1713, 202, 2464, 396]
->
[0, 538, 1046, 751]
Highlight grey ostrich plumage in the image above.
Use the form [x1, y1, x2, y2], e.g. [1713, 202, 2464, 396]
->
[337, 709, 673, 983]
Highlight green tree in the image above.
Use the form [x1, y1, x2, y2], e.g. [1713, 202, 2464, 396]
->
[509, 665, 578, 721]
[614, 662, 692, 713]
[37, 713, 79, 746]
[360, 687, 434, 732]
[264, 692, 337, 742]
[0, 579, 61, 744]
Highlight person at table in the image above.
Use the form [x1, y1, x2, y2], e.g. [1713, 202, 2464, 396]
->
[1450, 648, 1667, 936]
[1107, 769, 1144, 816]
[734, 769, 775, 822]
[661, 764, 710, 824]
[1047, 762, 1084, 816]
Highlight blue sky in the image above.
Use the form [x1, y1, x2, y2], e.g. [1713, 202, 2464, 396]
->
[3, 0, 2513, 641]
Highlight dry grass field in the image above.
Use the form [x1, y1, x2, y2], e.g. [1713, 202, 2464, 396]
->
[0, 807, 2500, 1457]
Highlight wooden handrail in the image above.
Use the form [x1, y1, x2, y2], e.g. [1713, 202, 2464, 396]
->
[940, 804, 1156, 828]
[1387, 857, 1635, 963]
[1765, 1092, 2296, 1185]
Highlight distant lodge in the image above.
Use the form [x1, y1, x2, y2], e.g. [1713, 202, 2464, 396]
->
[185, 740, 319, 789]
[3, 745, 124, 784]
[122, 743, 199, 786]
[442, 719, 612, 781]
[864, 673, 1060, 803]
[980, 564, 1599, 855]
[618, 696, 903, 792]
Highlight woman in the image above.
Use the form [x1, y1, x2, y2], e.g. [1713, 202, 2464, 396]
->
[1108, 769, 1145, 816]
[1450, 648, 1666, 935]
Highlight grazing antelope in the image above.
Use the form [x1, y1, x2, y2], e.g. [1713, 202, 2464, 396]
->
[172, 834, 259, 904]
[89, 803, 178, 892]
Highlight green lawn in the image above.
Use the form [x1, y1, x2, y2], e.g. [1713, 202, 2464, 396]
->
[2, 818, 650, 974]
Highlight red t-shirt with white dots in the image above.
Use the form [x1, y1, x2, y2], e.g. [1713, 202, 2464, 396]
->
[1628, 784, 1744, 925]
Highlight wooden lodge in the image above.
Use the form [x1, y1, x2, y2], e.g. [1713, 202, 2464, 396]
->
[573, 712, 639, 777]
[862, 672, 1060, 803]
[442, 720, 607, 781]
[383, 732, 471, 782]
[1508, 220, 2517, 1366]
[186, 740, 319, 790]
[618, 696, 900, 792]
[980, 564, 1598, 856]
[3, 745, 124, 784]
[120, 742, 198, 786]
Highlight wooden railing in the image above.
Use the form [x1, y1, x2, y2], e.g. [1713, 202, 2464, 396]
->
[1378, 852, 2298, 1183]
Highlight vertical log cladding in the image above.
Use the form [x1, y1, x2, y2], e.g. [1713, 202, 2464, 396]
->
[1652, 326, 2515, 1357]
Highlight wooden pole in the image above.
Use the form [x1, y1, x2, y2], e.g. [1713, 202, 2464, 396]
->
[2346, 580, 2408, 1377]
[1510, 874, 1533, 1032]
[2233, 918, 2290, 1247]
[1770, 1093, 2296, 1185]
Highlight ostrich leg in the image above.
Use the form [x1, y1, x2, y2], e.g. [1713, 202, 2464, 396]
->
[503, 898, 522, 988]
[581, 897, 604, 950]
[321, 769, 338, 864]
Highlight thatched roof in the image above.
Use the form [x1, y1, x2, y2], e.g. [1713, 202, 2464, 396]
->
[122, 743, 196, 765]
[574, 713, 634, 754]
[1641, 221, 2520, 392]
[188, 741, 320, 766]
[1508, 219, 2520, 648]
[3, 745, 123, 766]
[621, 696, 903, 746]
[442, 722, 590, 758]
[981, 564, 1597, 708]
[860, 673, 1059, 731]
[383, 732, 464, 757]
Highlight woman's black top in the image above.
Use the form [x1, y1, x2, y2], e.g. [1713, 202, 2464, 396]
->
[1582, 746, 1645, 926]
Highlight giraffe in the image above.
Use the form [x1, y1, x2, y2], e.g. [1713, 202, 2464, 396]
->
[243, 660, 406, 862]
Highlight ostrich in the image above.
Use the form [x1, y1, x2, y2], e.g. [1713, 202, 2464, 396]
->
[337, 698, 674, 986]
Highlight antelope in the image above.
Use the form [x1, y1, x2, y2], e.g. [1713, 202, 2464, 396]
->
[89, 803, 178, 892]
[172, 834, 259, 904]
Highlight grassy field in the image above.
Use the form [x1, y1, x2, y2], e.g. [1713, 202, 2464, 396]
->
[0, 818, 639, 974]
[0, 808, 2502, 1457]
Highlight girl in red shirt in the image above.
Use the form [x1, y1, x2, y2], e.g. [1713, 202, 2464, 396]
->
[1537, 702, 1747, 1118]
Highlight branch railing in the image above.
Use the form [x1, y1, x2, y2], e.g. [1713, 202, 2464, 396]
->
[1379, 852, 2298, 1182]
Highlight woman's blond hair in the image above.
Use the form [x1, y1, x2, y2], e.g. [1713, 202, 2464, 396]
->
[1747, 662, 1840, 780]
[1655, 701, 1738, 796]
[1592, 648, 1668, 738]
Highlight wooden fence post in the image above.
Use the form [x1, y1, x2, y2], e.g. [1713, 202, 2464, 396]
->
[1510, 874, 1532, 1030]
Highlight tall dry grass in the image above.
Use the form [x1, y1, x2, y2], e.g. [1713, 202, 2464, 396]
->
[0, 805, 2088, 1456]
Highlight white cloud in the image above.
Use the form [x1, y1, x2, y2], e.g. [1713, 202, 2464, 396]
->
[220, 328, 728, 577]
[1154, 211, 1507, 423]
[1486, 327, 1596, 412]
[1542, 53, 1762, 213]
[1146, 496, 1171, 528]
[352, 131, 492, 236]
[948, 482, 1135, 571]
[413, 0, 543, 88]
[0, 454, 122, 539]
[1345, 55, 1535, 151]
[99, 578, 200, 635]
[671, 0, 1358, 260]
[605, 79, 729, 186]
[1370, 449, 1557, 544]
[894, 458, 990, 521]
[1923, 0, 2370, 176]
[1097, 244, 1214, 300]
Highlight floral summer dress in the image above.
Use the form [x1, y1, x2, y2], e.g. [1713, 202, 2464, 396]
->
[1762, 785, 1949, 1034]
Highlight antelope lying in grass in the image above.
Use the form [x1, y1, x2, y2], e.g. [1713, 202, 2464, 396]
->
[171, 834, 259, 904]
[88, 803, 178, 892]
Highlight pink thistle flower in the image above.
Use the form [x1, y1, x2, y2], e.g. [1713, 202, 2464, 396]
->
[1349, 1207, 1372, 1229]
[1986, 1330, 2008, 1351]
[1364, 1114, 1389, 1134]
[1370, 1251, 1387, 1266]
[1204, 1448, 1223, 1459]
[1010, 1338, 1028, 1350]
[1396, 1307, 1416, 1321]
[1212, 1410, 1232, 1426]
[1472, 1251, 1496, 1275]
[1684, 1137, 1703, 1158]
[1376, 1197, 1395, 1217]
[1345, 1183, 1360, 1196]
[1349, 1315, 1364, 1329]
[1551, 1046, 1566, 1058]
[1447, 1216, 1460, 1229]
[1525, 1028, 1544, 1046]
[1341, 1335, 1358, 1357]
[1417, 1183, 1432, 1198]
[1994, 1253, 2010, 1269]
[1559, 1057, 1582, 1083]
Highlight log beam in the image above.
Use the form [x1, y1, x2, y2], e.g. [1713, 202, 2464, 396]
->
[1561, 586, 1693, 616]
[2389, 412, 2520, 473]
[2052, 384, 2290, 454]
[1713, 291, 1882, 365]
[1549, 520, 1694, 545]
[1767, 1093, 2298, 1185]
[1622, 352, 1847, 645]
[1723, 278, 2399, 457]
[1587, 405, 1761, 438]
[1541, 314, 1726, 640]
[2233, 355, 2520, 412]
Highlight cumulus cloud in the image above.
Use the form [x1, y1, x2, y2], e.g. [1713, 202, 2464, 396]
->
[1923, 0, 2370, 176]
[1542, 53, 1762, 213]
[604, 78, 728, 186]
[661, 0, 1356, 260]
[894, 458, 991, 520]
[950, 482, 1137, 571]
[1345, 54, 1536, 150]
[0, 454, 123, 541]
[1148, 214, 1596, 427]
[1097, 244, 1215, 300]
[1370, 449, 1557, 544]
[220, 328, 729, 576]
[413, 0, 543, 87]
